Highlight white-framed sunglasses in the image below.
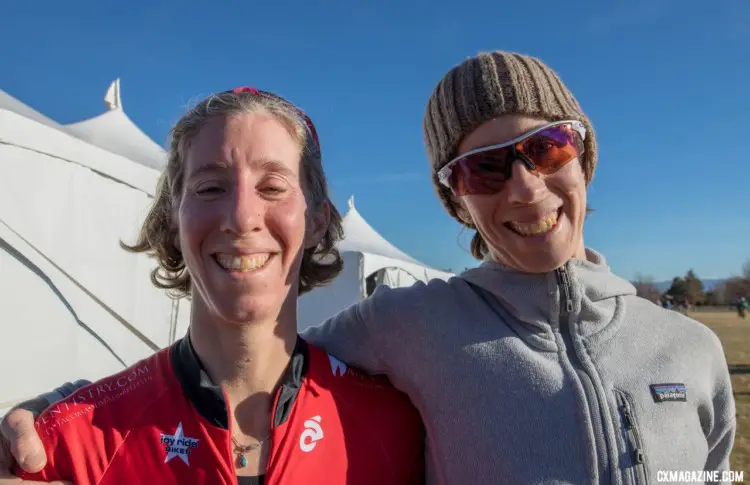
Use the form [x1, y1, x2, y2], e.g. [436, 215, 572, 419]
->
[437, 120, 586, 196]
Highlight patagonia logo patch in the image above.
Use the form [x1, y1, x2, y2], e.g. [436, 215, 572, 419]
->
[650, 383, 687, 403]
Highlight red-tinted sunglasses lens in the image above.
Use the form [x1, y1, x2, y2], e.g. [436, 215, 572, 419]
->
[448, 145, 514, 196]
[520, 124, 582, 172]
[448, 124, 583, 196]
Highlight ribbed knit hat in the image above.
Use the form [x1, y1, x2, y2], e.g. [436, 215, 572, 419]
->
[423, 51, 597, 226]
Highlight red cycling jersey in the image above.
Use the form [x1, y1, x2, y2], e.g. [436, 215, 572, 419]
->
[17, 336, 424, 484]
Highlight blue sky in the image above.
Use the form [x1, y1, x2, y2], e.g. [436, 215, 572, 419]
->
[2, 0, 748, 282]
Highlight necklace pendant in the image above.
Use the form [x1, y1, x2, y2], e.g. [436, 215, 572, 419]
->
[238, 454, 248, 468]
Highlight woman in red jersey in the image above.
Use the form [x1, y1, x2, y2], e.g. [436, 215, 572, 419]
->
[10, 87, 424, 485]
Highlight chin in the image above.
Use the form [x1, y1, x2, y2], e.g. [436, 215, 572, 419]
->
[494, 241, 576, 274]
[211, 295, 279, 325]
[516, 255, 564, 274]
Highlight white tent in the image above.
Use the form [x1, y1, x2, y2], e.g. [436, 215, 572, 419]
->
[0, 84, 188, 413]
[297, 197, 454, 331]
[0, 90, 66, 132]
[64, 80, 168, 171]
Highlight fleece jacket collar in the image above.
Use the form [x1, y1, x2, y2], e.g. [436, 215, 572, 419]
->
[460, 248, 637, 351]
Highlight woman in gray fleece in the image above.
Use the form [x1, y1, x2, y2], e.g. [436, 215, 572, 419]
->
[1, 51, 737, 484]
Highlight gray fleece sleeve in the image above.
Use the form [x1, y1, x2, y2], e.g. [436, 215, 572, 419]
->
[300, 282, 426, 376]
[5, 380, 91, 419]
[301, 298, 388, 375]
[702, 333, 736, 479]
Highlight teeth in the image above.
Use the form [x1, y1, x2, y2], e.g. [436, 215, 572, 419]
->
[215, 253, 270, 272]
[508, 212, 559, 237]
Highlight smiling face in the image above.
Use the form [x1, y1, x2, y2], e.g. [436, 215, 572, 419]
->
[177, 112, 315, 324]
[455, 115, 588, 273]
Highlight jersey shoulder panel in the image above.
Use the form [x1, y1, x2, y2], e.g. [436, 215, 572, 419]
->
[17, 347, 174, 484]
[300, 342, 425, 483]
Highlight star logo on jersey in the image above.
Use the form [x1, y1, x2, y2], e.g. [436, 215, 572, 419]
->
[160, 422, 199, 465]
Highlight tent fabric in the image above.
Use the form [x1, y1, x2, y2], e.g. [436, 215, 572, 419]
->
[0, 89, 66, 131]
[65, 108, 167, 171]
[370, 267, 420, 292]
[2, 83, 167, 171]
[0, 93, 188, 413]
[0, 103, 159, 195]
[338, 197, 422, 265]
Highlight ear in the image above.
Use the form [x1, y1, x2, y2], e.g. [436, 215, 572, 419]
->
[305, 200, 330, 250]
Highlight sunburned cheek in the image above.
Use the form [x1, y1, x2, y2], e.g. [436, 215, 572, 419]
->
[271, 197, 309, 242]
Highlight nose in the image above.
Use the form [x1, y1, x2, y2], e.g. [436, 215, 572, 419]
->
[220, 180, 264, 237]
[505, 159, 545, 204]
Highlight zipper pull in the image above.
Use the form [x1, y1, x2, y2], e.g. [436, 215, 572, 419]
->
[558, 267, 574, 313]
[634, 449, 644, 464]
[622, 407, 634, 429]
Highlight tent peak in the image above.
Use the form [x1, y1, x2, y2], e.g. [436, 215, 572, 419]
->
[104, 79, 122, 111]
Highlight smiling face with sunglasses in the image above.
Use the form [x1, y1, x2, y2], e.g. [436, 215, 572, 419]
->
[424, 52, 598, 274]
[440, 115, 588, 273]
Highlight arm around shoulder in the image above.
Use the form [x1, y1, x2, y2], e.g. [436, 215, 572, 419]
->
[301, 282, 430, 376]
[301, 294, 386, 375]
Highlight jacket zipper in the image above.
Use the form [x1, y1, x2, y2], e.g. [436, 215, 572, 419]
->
[555, 266, 611, 485]
[615, 390, 649, 485]
[556, 266, 575, 314]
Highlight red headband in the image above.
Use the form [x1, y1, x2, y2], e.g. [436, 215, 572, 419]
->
[228, 86, 319, 147]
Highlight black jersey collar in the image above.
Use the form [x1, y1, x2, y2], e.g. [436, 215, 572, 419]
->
[170, 333, 309, 429]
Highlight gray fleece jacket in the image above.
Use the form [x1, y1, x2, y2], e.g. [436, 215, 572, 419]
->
[302, 249, 736, 485]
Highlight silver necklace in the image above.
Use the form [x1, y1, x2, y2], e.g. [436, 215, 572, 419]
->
[231, 435, 268, 468]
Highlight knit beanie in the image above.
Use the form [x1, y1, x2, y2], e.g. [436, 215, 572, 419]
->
[423, 51, 598, 228]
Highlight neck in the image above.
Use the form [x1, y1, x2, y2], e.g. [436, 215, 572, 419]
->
[571, 239, 587, 261]
[188, 295, 298, 427]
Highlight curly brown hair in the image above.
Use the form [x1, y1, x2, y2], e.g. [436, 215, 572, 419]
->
[122, 91, 343, 298]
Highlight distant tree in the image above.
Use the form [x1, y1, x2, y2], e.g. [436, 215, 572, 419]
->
[632, 273, 661, 302]
[683, 269, 705, 305]
[704, 285, 731, 306]
[704, 291, 720, 306]
[721, 277, 750, 303]
[666, 277, 688, 302]
[715, 260, 750, 305]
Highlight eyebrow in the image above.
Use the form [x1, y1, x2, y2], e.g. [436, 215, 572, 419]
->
[256, 158, 295, 176]
[186, 160, 230, 180]
[186, 158, 295, 180]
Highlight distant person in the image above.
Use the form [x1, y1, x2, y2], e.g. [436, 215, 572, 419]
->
[0, 87, 424, 484]
[738, 296, 748, 318]
[2, 51, 736, 484]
